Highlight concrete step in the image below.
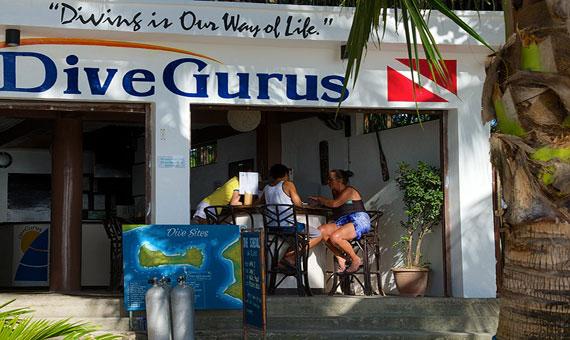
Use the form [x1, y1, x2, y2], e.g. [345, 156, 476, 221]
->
[0, 293, 499, 337]
[1, 292, 124, 318]
[1, 293, 498, 318]
[192, 314, 497, 333]
[194, 329, 495, 339]
[43, 317, 131, 332]
[267, 296, 499, 315]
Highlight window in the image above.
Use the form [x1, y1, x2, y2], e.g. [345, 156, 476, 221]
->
[190, 142, 217, 168]
[363, 112, 438, 134]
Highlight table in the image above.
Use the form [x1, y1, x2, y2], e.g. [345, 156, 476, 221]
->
[230, 205, 332, 290]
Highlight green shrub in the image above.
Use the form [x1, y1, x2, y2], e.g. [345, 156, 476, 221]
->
[395, 161, 443, 268]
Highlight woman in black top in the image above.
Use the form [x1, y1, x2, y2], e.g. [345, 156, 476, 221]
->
[309, 169, 371, 273]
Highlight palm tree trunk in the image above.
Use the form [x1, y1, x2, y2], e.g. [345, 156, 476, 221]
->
[498, 222, 570, 338]
[484, 1, 570, 338]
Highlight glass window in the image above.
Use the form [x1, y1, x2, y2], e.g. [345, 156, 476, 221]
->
[363, 112, 438, 134]
[190, 142, 217, 168]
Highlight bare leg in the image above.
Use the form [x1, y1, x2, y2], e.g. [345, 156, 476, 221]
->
[323, 239, 348, 271]
[318, 223, 337, 242]
[283, 235, 323, 265]
[329, 223, 361, 273]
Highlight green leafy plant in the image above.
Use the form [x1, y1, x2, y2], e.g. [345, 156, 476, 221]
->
[395, 161, 443, 268]
[0, 299, 119, 340]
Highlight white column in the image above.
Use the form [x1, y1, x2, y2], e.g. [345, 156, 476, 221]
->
[151, 100, 191, 224]
[451, 60, 497, 297]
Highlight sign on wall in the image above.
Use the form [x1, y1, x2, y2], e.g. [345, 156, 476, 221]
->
[12, 224, 49, 286]
[387, 58, 457, 103]
[122, 224, 242, 311]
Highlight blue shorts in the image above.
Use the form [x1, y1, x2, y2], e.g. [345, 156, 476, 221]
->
[336, 212, 371, 240]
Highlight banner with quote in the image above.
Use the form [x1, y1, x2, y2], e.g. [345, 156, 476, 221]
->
[122, 224, 242, 311]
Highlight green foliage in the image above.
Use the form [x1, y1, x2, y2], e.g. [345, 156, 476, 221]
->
[395, 161, 443, 268]
[493, 96, 526, 137]
[0, 299, 120, 340]
[341, 0, 493, 108]
[531, 146, 570, 163]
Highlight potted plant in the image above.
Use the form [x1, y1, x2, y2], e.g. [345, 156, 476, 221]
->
[392, 161, 443, 297]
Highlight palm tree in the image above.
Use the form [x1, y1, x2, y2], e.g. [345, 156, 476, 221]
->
[342, 1, 570, 339]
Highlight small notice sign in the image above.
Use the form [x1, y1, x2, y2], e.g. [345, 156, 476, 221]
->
[158, 155, 187, 169]
[241, 230, 267, 333]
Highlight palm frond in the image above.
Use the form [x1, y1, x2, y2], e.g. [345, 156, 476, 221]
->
[0, 300, 121, 340]
[342, 0, 494, 104]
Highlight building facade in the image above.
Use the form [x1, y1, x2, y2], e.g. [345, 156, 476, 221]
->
[0, 0, 504, 297]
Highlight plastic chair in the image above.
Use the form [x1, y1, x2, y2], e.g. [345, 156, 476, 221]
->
[326, 210, 385, 296]
[260, 204, 311, 296]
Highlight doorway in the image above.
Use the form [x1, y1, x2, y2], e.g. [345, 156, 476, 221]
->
[0, 100, 150, 291]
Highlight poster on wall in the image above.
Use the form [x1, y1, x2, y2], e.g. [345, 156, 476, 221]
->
[123, 224, 242, 311]
[12, 224, 49, 287]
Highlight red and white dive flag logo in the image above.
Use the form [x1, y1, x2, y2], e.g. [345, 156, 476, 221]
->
[387, 58, 457, 102]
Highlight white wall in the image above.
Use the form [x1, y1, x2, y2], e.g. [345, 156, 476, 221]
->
[282, 117, 443, 296]
[190, 132, 256, 208]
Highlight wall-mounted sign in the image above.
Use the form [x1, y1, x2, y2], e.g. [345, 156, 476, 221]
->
[158, 155, 187, 169]
[123, 224, 242, 311]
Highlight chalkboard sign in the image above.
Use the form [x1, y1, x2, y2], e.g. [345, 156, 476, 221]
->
[241, 230, 267, 333]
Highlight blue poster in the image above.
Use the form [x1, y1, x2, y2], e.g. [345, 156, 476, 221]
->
[123, 224, 242, 311]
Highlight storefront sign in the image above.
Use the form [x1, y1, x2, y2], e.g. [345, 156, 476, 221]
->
[0, 0, 347, 41]
[241, 230, 267, 332]
[122, 224, 242, 311]
[0, 51, 349, 103]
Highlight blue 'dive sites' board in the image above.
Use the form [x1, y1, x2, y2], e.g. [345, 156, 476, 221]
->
[122, 224, 242, 311]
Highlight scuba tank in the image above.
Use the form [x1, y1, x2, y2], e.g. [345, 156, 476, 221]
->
[145, 277, 172, 340]
[170, 275, 195, 340]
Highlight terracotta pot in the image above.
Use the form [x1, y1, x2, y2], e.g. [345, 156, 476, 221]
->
[391, 267, 429, 297]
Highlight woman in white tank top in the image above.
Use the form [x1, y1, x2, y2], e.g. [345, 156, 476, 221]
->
[258, 164, 322, 268]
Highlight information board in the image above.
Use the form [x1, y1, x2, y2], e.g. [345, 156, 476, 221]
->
[241, 230, 267, 332]
[122, 224, 242, 311]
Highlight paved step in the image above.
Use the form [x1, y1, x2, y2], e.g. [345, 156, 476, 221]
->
[194, 329, 495, 340]
[43, 317, 131, 332]
[0, 292, 125, 318]
[266, 296, 499, 317]
[0, 293, 499, 338]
